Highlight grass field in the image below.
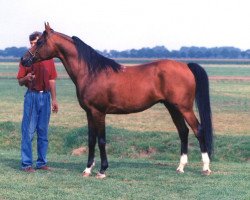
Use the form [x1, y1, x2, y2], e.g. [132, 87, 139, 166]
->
[0, 149, 249, 200]
[0, 60, 249, 199]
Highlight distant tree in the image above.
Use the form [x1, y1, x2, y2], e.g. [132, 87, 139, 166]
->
[152, 46, 170, 57]
[1, 45, 249, 59]
[241, 49, 250, 58]
[0, 47, 27, 57]
[109, 50, 120, 58]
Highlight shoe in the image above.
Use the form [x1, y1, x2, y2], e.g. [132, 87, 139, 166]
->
[36, 165, 52, 171]
[22, 166, 35, 173]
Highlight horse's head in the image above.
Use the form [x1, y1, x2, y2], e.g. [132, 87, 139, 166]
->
[21, 22, 56, 67]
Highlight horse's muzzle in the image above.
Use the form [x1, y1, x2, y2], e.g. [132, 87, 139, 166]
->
[20, 57, 32, 67]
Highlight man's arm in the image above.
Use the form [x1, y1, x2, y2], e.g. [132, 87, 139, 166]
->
[49, 79, 58, 113]
[18, 73, 35, 86]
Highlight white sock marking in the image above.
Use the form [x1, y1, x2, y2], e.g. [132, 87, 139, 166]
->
[201, 153, 211, 171]
[83, 161, 95, 175]
[177, 154, 188, 173]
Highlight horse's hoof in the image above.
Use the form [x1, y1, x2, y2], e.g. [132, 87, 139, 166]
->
[202, 170, 211, 176]
[82, 171, 91, 177]
[96, 172, 106, 179]
[176, 167, 184, 174]
[176, 169, 184, 174]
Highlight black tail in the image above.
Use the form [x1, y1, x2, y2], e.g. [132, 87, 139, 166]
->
[188, 63, 213, 157]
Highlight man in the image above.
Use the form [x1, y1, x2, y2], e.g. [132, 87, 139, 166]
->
[17, 31, 58, 172]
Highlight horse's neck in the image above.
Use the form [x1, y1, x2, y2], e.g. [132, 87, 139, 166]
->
[57, 41, 88, 85]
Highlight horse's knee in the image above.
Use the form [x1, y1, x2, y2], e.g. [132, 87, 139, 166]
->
[88, 136, 96, 146]
[98, 138, 106, 148]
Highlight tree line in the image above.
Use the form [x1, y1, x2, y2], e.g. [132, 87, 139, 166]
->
[1, 46, 250, 59]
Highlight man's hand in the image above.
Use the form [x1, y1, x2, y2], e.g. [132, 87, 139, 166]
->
[52, 100, 59, 113]
[26, 72, 35, 81]
[18, 72, 35, 86]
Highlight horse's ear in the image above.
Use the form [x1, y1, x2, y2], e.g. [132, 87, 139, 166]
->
[44, 22, 52, 33]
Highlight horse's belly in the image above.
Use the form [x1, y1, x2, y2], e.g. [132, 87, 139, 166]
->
[105, 97, 161, 114]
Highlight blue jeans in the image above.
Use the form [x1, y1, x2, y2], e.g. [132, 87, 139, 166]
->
[21, 90, 51, 169]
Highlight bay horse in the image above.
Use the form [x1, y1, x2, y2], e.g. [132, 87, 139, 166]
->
[21, 23, 213, 178]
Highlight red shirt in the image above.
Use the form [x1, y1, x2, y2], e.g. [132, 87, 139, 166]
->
[17, 59, 57, 91]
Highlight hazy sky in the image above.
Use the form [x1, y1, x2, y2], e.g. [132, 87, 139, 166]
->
[0, 0, 250, 51]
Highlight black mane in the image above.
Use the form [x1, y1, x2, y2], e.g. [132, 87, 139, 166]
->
[72, 36, 121, 74]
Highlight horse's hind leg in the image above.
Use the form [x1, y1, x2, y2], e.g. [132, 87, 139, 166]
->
[178, 107, 211, 175]
[165, 103, 189, 173]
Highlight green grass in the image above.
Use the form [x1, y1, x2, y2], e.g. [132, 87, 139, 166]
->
[0, 61, 250, 199]
[0, 121, 249, 162]
[0, 149, 249, 200]
[211, 80, 250, 112]
[204, 66, 250, 77]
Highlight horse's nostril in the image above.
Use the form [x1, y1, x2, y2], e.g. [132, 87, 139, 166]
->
[20, 58, 26, 66]
[20, 57, 30, 67]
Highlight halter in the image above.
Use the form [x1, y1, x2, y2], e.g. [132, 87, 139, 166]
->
[26, 30, 54, 64]
[28, 49, 39, 61]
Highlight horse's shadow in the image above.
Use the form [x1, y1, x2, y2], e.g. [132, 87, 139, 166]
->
[1, 155, 175, 172]
[1, 156, 201, 176]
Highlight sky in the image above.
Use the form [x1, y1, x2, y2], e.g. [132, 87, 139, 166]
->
[0, 0, 250, 51]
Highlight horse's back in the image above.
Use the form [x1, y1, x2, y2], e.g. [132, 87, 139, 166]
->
[128, 59, 195, 93]
[146, 59, 196, 107]
[115, 59, 196, 108]
[125, 59, 194, 79]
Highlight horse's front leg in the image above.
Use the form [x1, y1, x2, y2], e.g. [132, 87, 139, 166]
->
[83, 110, 108, 179]
[95, 112, 108, 179]
[82, 112, 97, 177]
